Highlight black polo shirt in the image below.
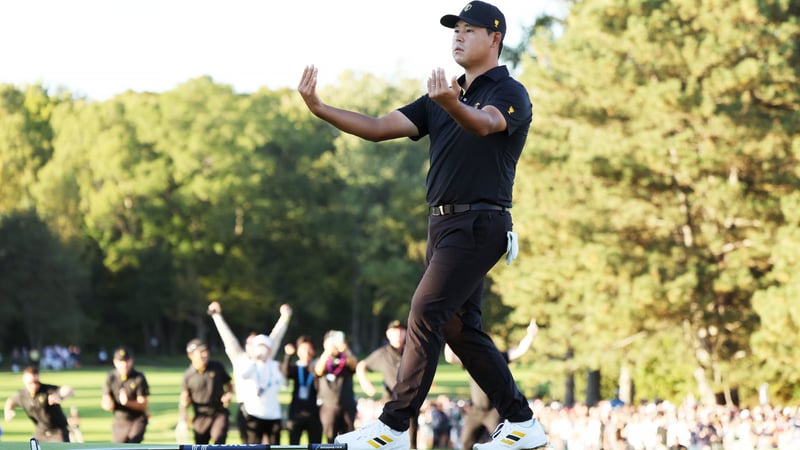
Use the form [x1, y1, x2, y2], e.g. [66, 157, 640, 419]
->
[182, 360, 232, 415]
[103, 368, 150, 419]
[398, 65, 532, 207]
[10, 383, 69, 433]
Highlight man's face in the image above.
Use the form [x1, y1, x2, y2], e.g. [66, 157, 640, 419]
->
[188, 347, 209, 368]
[324, 332, 346, 354]
[386, 327, 406, 349]
[297, 342, 315, 361]
[113, 358, 133, 375]
[245, 335, 272, 360]
[245, 335, 255, 356]
[22, 372, 40, 394]
[254, 344, 271, 361]
[451, 20, 498, 67]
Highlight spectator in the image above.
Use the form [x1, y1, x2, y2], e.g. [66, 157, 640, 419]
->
[208, 301, 290, 444]
[315, 330, 358, 442]
[4, 365, 73, 442]
[356, 320, 419, 449]
[430, 396, 453, 449]
[100, 346, 150, 443]
[97, 348, 108, 364]
[282, 335, 323, 445]
[179, 338, 234, 444]
[68, 345, 81, 369]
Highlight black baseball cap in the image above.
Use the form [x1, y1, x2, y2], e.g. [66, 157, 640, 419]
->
[186, 338, 207, 354]
[113, 346, 133, 361]
[387, 320, 406, 331]
[440, 1, 507, 37]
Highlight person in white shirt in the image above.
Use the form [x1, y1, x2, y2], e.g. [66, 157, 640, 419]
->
[207, 301, 291, 444]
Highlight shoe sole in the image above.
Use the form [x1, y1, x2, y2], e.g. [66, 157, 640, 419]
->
[507, 443, 550, 450]
[475, 444, 549, 450]
[528, 444, 552, 450]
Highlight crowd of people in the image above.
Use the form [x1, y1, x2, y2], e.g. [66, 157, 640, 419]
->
[3, 302, 800, 450]
[534, 399, 800, 450]
[382, 398, 800, 450]
[4, 345, 82, 373]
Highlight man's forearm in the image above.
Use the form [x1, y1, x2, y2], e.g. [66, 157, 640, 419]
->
[268, 315, 290, 359]
[211, 313, 245, 360]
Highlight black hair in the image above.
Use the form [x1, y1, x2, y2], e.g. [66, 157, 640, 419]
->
[296, 334, 315, 348]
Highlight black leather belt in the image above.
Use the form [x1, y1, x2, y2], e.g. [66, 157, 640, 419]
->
[429, 203, 509, 216]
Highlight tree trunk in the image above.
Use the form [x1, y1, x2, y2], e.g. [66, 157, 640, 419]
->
[586, 369, 600, 406]
[619, 364, 633, 405]
[693, 366, 717, 406]
[564, 370, 575, 407]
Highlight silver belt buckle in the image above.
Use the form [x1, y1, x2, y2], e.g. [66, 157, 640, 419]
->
[437, 205, 445, 215]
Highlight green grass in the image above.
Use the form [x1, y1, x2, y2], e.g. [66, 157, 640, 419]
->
[0, 360, 542, 450]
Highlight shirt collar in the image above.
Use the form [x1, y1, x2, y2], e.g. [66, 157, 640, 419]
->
[457, 65, 510, 89]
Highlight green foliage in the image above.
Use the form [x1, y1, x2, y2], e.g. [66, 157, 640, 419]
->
[0, 73, 430, 357]
[492, 0, 800, 404]
[0, 85, 59, 212]
[0, 211, 89, 348]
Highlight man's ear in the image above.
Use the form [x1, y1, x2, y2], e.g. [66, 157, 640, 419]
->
[493, 32, 503, 49]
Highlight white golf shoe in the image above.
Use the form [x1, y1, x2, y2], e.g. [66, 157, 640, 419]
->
[334, 420, 410, 450]
[473, 419, 549, 450]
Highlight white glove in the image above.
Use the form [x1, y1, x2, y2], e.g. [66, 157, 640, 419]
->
[506, 231, 519, 265]
[175, 419, 190, 443]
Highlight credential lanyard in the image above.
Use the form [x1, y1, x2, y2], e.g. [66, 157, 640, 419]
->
[297, 365, 313, 388]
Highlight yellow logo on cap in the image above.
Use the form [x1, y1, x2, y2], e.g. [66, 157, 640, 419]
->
[494, 19, 500, 28]
[508, 106, 515, 114]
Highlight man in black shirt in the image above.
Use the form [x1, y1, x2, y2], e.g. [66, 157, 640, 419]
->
[4, 365, 73, 442]
[179, 338, 234, 444]
[101, 346, 150, 443]
[298, 2, 547, 450]
[282, 335, 323, 445]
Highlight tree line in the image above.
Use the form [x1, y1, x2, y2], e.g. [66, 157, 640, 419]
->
[1, 0, 798, 406]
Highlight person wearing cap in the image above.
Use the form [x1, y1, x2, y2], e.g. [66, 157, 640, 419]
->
[355, 321, 418, 448]
[4, 365, 74, 442]
[101, 346, 150, 443]
[281, 335, 323, 445]
[178, 338, 234, 444]
[444, 319, 540, 450]
[314, 330, 358, 443]
[298, 1, 545, 449]
[207, 301, 290, 444]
